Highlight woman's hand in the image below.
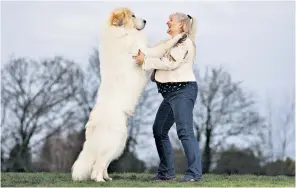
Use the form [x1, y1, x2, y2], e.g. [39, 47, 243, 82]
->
[133, 50, 145, 65]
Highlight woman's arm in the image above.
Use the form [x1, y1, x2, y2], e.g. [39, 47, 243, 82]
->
[141, 43, 188, 71]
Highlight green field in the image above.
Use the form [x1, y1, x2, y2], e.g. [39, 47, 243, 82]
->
[1, 172, 295, 187]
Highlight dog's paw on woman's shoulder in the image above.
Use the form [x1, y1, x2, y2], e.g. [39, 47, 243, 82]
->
[177, 33, 188, 44]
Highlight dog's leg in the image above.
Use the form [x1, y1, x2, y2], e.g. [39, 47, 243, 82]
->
[91, 158, 108, 182]
[103, 161, 112, 181]
[72, 141, 95, 181]
[90, 161, 98, 180]
[90, 150, 111, 182]
[91, 146, 122, 181]
[85, 106, 99, 139]
[140, 33, 185, 57]
[85, 124, 96, 139]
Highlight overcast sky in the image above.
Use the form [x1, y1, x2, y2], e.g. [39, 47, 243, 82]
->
[1, 1, 295, 161]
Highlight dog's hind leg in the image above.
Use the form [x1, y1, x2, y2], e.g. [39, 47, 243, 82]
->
[85, 108, 99, 139]
[85, 123, 96, 140]
[103, 161, 112, 181]
[91, 160, 112, 181]
[72, 141, 95, 181]
[91, 143, 124, 182]
[91, 157, 108, 182]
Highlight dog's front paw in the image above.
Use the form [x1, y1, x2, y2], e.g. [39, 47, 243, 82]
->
[178, 33, 188, 43]
[174, 33, 183, 40]
[172, 33, 187, 45]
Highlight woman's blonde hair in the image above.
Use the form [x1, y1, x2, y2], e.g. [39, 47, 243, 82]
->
[169, 12, 197, 42]
[170, 12, 197, 57]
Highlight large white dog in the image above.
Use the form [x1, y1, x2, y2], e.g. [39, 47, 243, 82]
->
[71, 7, 186, 182]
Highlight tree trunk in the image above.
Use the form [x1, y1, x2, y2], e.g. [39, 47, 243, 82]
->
[202, 127, 212, 173]
[196, 126, 201, 143]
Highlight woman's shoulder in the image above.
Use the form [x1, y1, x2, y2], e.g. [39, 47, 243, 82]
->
[183, 38, 195, 49]
[179, 38, 195, 57]
[172, 38, 194, 53]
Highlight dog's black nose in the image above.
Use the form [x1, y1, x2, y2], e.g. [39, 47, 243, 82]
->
[143, 20, 146, 24]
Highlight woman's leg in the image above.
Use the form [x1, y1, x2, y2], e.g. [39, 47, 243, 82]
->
[152, 99, 176, 178]
[170, 85, 202, 179]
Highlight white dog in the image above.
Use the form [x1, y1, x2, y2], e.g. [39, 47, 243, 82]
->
[71, 7, 185, 182]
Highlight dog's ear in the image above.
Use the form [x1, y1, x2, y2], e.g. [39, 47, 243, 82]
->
[109, 12, 123, 26]
[122, 9, 131, 27]
[109, 10, 129, 26]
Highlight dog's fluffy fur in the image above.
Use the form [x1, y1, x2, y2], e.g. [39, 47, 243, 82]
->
[71, 7, 184, 182]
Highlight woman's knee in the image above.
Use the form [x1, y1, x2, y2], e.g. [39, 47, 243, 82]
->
[152, 123, 162, 137]
[153, 124, 170, 139]
[176, 125, 195, 140]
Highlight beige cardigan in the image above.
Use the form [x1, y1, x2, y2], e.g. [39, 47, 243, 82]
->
[141, 38, 196, 83]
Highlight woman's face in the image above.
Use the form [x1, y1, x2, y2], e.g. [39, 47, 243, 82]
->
[167, 14, 182, 36]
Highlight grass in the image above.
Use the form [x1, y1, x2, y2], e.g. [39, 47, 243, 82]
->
[1, 172, 295, 187]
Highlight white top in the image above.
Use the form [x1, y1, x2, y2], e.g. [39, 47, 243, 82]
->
[141, 38, 196, 83]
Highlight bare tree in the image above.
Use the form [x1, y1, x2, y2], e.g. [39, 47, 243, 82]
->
[266, 98, 274, 161]
[193, 66, 265, 173]
[1, 57, 84, 171]
[35, 48, 102, 172]
[279, 101, 295, 159]
[265, 94, 295, 161]
[73, 48, 101, 125]
[36, 130, 83, 172]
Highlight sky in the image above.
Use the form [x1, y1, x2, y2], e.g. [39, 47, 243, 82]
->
[1, 0, 295, 162]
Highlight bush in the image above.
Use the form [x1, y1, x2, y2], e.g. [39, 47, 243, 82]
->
[263, 157, 295, 176]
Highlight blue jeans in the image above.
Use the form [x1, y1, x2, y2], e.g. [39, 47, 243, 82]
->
[153, 82, 202, 178]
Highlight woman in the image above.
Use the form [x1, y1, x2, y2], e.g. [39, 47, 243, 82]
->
[133, 13, 203, 182]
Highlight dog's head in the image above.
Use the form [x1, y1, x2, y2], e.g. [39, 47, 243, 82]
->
[108, 7, 146, 30]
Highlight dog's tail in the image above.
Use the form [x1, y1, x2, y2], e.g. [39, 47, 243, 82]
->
[71, 140, 96, 181]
